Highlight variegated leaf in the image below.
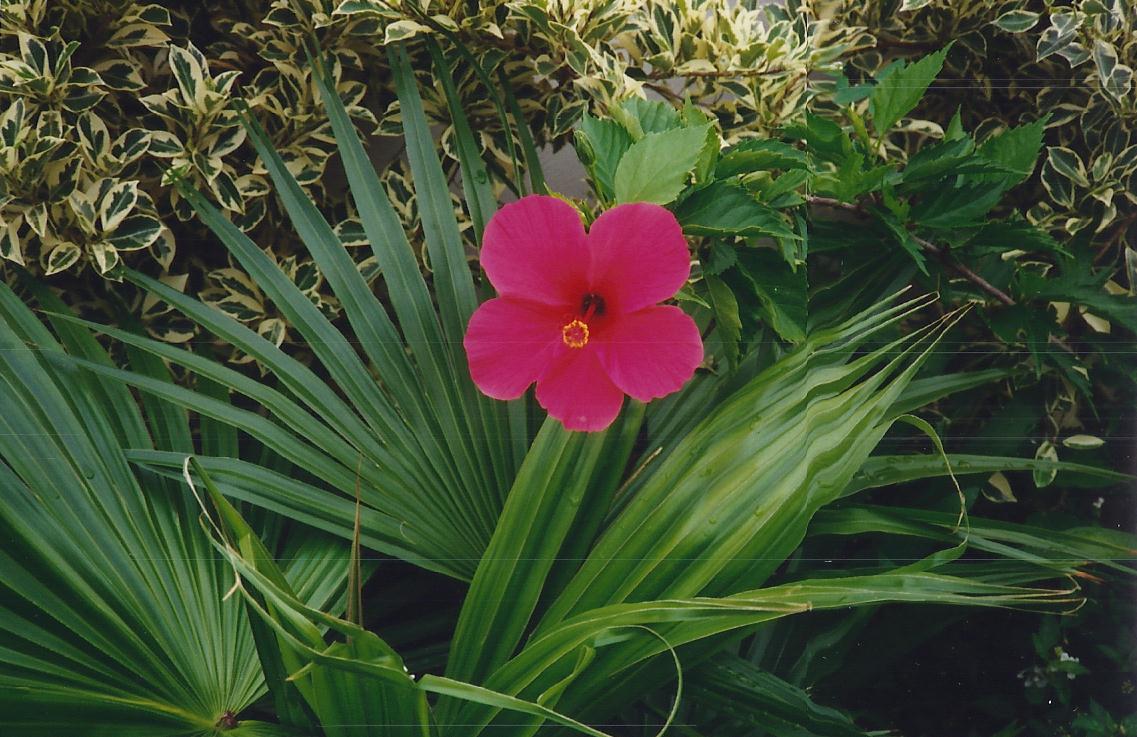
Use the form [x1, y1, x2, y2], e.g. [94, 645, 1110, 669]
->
[0, 216, 23, 265]
[203, 126, 246, 159]
[92, 59, 145, 91]
[148, 131, 184, 157]
[134, 4, 172, 25]
[17, 33, 48, 76]
[384, 19, 432, 44]
[335, 219, 367, 247]
[0, 98, 26, 147]
[256, 317, 288, 347]
[61, 69, 106, 113]
[98, 180, 139, 232]
[24, 202, 48, 238]
[210, 170, 244, 212]
[107, 22, 170, 49]
[90, 241, 120, 274]
[167, 43, 209, 111]
[77, 112, 112, 164]
[42, 240, 81, 275]
[150, 227, 176, 271]
[112, 129, 151, 164]
[107, 214, 162, 251]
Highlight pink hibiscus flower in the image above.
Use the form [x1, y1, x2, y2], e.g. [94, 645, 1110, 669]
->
[463, 195, 703, 432]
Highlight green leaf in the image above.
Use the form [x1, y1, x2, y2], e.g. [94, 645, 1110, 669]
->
[910, 182, 1004, 228]
[976, 117, 1047, 185]
[888, 369, 1014, 417]
[613, 124, 710, 204]
[427, 40, 495, 244]
[689, 656, 867, 737]
[966, 216, 1067, 257]
[706, 273, 742, 367]
[576, 113, 632, 200]
[498, 66, 547, 195]
[900, 135, 976, 184]
[675, 181, 798, 239]
[0, 283, 266, 736]
[716, 139, 808, 179]
[813, 505, 1134, 577]
[870, 46, 951, 135]
[443, 419, 616, 687]
[735, 249, 807, 343]
[842, 453, 1131, 499]
[613, 97, 680, 138]
[783, 113, 850, 163]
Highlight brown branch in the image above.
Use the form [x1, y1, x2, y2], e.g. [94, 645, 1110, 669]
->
[644, 81, 684, 104]
[806, 195, 1017, 306]
[644, 65, 796, 80]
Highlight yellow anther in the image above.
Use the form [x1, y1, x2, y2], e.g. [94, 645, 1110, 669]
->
[562, 319, 589, 349]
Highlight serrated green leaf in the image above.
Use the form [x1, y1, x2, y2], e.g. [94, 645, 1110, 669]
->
[716, 139, 808, 178]
[977, 117, 1048, 183]
[614, 98, 680, 138]
[782, 112, 850, 163]
[875, 208, 928, 274]
[1017, 263, 1137, 334]
[613, 124, 710, 204]
[966, 217, 1067, 257]
[675, 181, 798, 239]
[901, 135, 976, 184]
[703, 241, 738, 275]
[870, 46, 950, 135]
[910, 182, 1004, 228]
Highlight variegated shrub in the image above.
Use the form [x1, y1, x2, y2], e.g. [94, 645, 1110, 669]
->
[2, 0, 858, 349]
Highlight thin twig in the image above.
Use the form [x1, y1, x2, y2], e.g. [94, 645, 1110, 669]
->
[645, 65, 795, 80]
[806, 195, 1017, 306]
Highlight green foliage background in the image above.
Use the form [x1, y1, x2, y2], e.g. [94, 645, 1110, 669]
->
[0, 1, 1134, 736]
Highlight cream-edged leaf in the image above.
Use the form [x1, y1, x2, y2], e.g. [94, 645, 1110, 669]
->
[43, 241, 81, 275]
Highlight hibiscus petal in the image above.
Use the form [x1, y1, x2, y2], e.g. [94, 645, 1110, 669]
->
[480, 195, 589, 307]
[464, 297, 562, 400]
[596, 305, 703, 402]
[535, 347, 625, 432]
[587, 202, 690, 314]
